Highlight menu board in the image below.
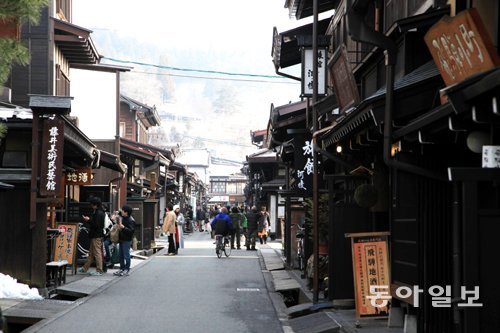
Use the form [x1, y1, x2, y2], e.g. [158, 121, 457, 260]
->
[53, 223, 79, 265]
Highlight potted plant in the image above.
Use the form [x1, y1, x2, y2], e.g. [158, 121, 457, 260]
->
[0, 0, 48, 85]
[304, 193, 329, 254]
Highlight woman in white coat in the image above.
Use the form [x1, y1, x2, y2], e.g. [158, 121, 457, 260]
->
[174, 206, 185, 250]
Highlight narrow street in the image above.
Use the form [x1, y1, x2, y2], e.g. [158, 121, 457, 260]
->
[26, 232, 283, 333]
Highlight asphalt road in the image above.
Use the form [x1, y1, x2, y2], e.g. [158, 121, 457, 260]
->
[31, 231, 283, 333]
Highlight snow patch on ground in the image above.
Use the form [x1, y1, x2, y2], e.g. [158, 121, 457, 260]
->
[0, 273, 42, 300]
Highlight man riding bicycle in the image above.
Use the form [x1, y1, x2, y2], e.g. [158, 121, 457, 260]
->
[210, 207, 234, 237]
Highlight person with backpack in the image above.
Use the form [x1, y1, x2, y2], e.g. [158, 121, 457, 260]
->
[79, 196, 105, 276]
[113, 205, 135, 276]
[229, 206, 245, 250]
[245, 206, 259, 251]
[210, 207, 234, 238]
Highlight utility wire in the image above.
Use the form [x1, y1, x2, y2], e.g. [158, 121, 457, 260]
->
[131, 70, 300, 84]
[102, 56, 290, 80]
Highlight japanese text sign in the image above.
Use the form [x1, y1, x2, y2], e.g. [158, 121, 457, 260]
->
[65, 168, 93, 186]
[40, 116, 64, 196]
[53, 223, 79, 265]
[329, 45, 360, 113]
[347, 232, 391, 318]
[424, 8, 500, 87]
[293, 132, 313, 196]
[302, 48, 327, 97]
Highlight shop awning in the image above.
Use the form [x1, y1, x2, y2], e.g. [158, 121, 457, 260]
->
[97, 150, 127, 174]
[272, 17, 331, 70]
[321, 61, 442, 147]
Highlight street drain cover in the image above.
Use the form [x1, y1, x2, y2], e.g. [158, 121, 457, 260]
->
[237, 288, 260, 292]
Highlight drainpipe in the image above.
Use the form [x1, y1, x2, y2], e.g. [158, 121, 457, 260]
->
[452, 182, 462, 332]
[276, 69, 301, 82]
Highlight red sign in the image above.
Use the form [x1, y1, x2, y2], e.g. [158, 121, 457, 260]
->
[40, 117, 64, 196]
[424, 8, 500, 86]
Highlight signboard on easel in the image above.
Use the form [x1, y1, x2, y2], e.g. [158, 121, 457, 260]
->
[53, 222, 79, 266]
[346, 232, 391, 319]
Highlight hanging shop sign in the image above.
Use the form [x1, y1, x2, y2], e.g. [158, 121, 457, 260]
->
[301, 47, 327, 97]
[424, 8, 500, 87]
[346, 232, 391, 319]
[329, 44, 360, 113]
[65, 167, 93, 186]
[40, 116, 64, 196]
[293, 132, 313, 196]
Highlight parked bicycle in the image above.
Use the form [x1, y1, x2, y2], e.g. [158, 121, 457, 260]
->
[293, 224, 305, 272]
[215, 234, 231, 258]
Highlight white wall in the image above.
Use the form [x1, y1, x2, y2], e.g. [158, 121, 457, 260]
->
[71, 69, 117, 140]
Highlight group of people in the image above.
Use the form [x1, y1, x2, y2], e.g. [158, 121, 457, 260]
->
[209, 205, 271, 251]
[161, 204, 186, 255]
[79, 197, 135, 277]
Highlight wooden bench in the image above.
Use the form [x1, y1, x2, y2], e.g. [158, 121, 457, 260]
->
[46, 260, 68, 287]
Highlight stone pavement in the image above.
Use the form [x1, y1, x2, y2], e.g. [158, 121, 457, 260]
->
[261, 241, 404, 333]
[2, 234, 405, 333]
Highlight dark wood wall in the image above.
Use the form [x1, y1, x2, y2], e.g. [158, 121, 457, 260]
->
[0, 183, 32, 283]
[10, 8, 52, 107]
[94, 140, 119, 185]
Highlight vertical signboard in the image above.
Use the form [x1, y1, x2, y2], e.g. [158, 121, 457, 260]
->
[293, 132, 313, 196]
[329, 44, 360, 113]
[424, 8, 500, 87]
[53, 223, 79, 265]
[39, 116, 64, 196]
[347, 232, 391, 318]
[301, 48, 327, 97]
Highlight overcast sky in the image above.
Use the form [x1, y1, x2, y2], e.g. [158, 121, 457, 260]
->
[72, 1, 331, 162]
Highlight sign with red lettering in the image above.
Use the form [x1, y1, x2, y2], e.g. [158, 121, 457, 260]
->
[424, 8, 500, 86]
[347, 232, 391, 319]
[40, 117, 64, 196]
[53, 223, 79, 265]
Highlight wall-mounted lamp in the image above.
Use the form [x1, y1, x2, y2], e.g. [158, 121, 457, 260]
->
[336, 145, 342, 154]
[391, 141, 401, 157]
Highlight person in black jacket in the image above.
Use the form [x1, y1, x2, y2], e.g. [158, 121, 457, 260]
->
[79, 197, 105, 276]
[245, 206, 259, 251]
[114, 205, 135, 276]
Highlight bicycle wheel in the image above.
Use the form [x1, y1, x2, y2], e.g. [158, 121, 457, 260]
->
[216, 235, 222, 258]
[224, 237, 231, 257]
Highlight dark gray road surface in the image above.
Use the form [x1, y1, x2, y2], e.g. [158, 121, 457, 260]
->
[30, 231, 283, 333]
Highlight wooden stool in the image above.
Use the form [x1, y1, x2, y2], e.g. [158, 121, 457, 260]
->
[46, 260, 68, 287]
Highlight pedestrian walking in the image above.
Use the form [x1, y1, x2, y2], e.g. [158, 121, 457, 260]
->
[79, 197, 105, 275]
[245, 206, 259, 251]
[113, 205, 135, 276]
[162, 204, 177, 255]
[229, 206, 245, 249]
[175, 205, 185, 252]
[196, 207, 206, 231]
[258, 206, 271, 244]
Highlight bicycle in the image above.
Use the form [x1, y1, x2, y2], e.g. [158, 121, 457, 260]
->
[292, 224, 305, 272]
[215, 234, 231, 258]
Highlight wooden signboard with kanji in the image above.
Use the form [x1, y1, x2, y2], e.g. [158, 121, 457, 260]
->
[39, 117, 64, 196]
[329, 44, 360, 113]
[347, 232, 391, 319]
[424, 8, 500, 87]
[53, 223, 79, 266]
[65, 167, 93, 186]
